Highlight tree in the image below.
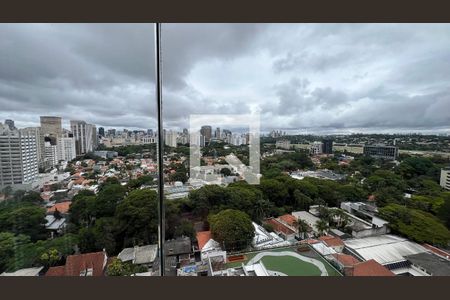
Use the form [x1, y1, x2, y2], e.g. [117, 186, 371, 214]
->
[68, 194, 97, 228]
[115, 189, 158, 247]
[2, 186, 13, 199]
[40, 248, 61, 267]
[259, 178, 289, 207]
[106, 257, 147, 276]
[169, 171, 188, 183]
[379, 204, 450, 246]
[173, 220, 195, 239]
[329, 209, 350, 228]
[3, 206, 47, 241]
[209, 209, 254, 251]
[315, 219, 329, 236]
[294, 219, 310, 239]
[293, 190, 313, 211]
[437, 193, 450, 228]
[94, 184, 126, 218]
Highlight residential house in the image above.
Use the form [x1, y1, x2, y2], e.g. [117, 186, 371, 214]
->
[45, 251, 108, 276]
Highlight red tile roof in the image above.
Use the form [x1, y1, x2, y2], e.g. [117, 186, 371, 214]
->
[45, 251, 107, 276]
[279, 214, 297, 226]
[196, 231, 212, 250]
[351, 259, 394, 276]
[47, 201, 71, 214]
[318, 235, 344, 247]
[264, 218, 296, 235]
[332, 254, 360, 267]
[45, 266, 65, 276]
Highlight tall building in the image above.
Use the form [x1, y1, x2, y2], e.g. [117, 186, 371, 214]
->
[44, 141, 58, 167]
[108, 128, 116, 137]
[147, 129, 154, 136]
[70, 120, 97, 155]
[363, 144, 398, 160]
[164, 130, 177, 148]
[4, 119, 15, 130]
[0, 124, 39, 188]
[40, 116, 62, 141]
[215, 127, 221, 139]
[200, 125, 212, 144]
[322, 139, 333, 154]
[98, 127, 105, 137]
[231, 134, 246, 146]
[440, 168, 450, 191]
[182, 128, 188, 136]
[57, 137, 76, 162]
[21, 127, 45, 169]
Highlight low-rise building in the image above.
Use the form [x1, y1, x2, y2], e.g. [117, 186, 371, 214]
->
[291, 211, 322, 237]
[343, 234, 428, 275]
[0, 266, 44, 276]
[363, 144, 398, 160]
[117, 244, 158, 268]
[45, 251, 108, 276]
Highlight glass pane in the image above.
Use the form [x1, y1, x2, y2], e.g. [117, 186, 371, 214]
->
[161, 23, 450, 277]
[0, 24, 161, 276]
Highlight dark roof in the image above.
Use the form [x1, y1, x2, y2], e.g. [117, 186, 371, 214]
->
[405, 252, 450, 276]
[164, 237, 192, 256]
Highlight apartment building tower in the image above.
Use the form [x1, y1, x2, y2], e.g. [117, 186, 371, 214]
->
[0, 124, 39, 188]
[70, 120, 97, 155]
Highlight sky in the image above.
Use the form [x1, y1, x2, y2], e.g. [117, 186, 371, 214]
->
[1, 23, 450, 135]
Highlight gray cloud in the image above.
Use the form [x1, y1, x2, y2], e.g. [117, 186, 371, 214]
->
[0, 23, 449, 134]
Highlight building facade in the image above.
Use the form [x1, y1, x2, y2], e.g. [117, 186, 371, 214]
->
[0, 124, 39, 188]
[440, 168, 450, 191]
[200, 125, 212, 144]
[164, 130, 177, 148]
[44, 141, 58, 167]
[276, 139, 291, 150]
[70, 120, 98, 155]
[363, 144, 398, 160]
[310, 141, 323, 155]
[57, 137, 76, 162]
[322, 139, 333, 154]
[40, 116, 63, 141]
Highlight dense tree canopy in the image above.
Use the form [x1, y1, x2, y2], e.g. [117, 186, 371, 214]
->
[115, 189, 158, 247]
[378, 204, 450, 246]
[209, 209, 254, 251]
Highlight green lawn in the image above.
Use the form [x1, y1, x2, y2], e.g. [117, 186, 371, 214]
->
[226, 247, 342, 276]
[259, 255, 322, 276]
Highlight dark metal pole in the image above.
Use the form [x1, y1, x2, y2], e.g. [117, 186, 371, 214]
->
[154, 22, 165, 276]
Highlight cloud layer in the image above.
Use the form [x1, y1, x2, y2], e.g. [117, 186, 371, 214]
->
[1, 23, 449, 134]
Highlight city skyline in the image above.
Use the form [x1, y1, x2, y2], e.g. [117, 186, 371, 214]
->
[1, 24, 450, 134]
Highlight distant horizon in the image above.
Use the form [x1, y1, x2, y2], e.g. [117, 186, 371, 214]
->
[2, 117, 449, 137]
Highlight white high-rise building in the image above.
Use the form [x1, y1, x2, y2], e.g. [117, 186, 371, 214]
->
[0, 124, 39, 188]
[70, 120, 97, 155]
[164, 130, 177, 148]
[21, 127, 45, 169]
[57, 137, 76, 162]
[231, 134, 246, 146]
[44, 141, 58, 167]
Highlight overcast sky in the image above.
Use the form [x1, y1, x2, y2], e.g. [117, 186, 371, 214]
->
[1, 23, 450, 134]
